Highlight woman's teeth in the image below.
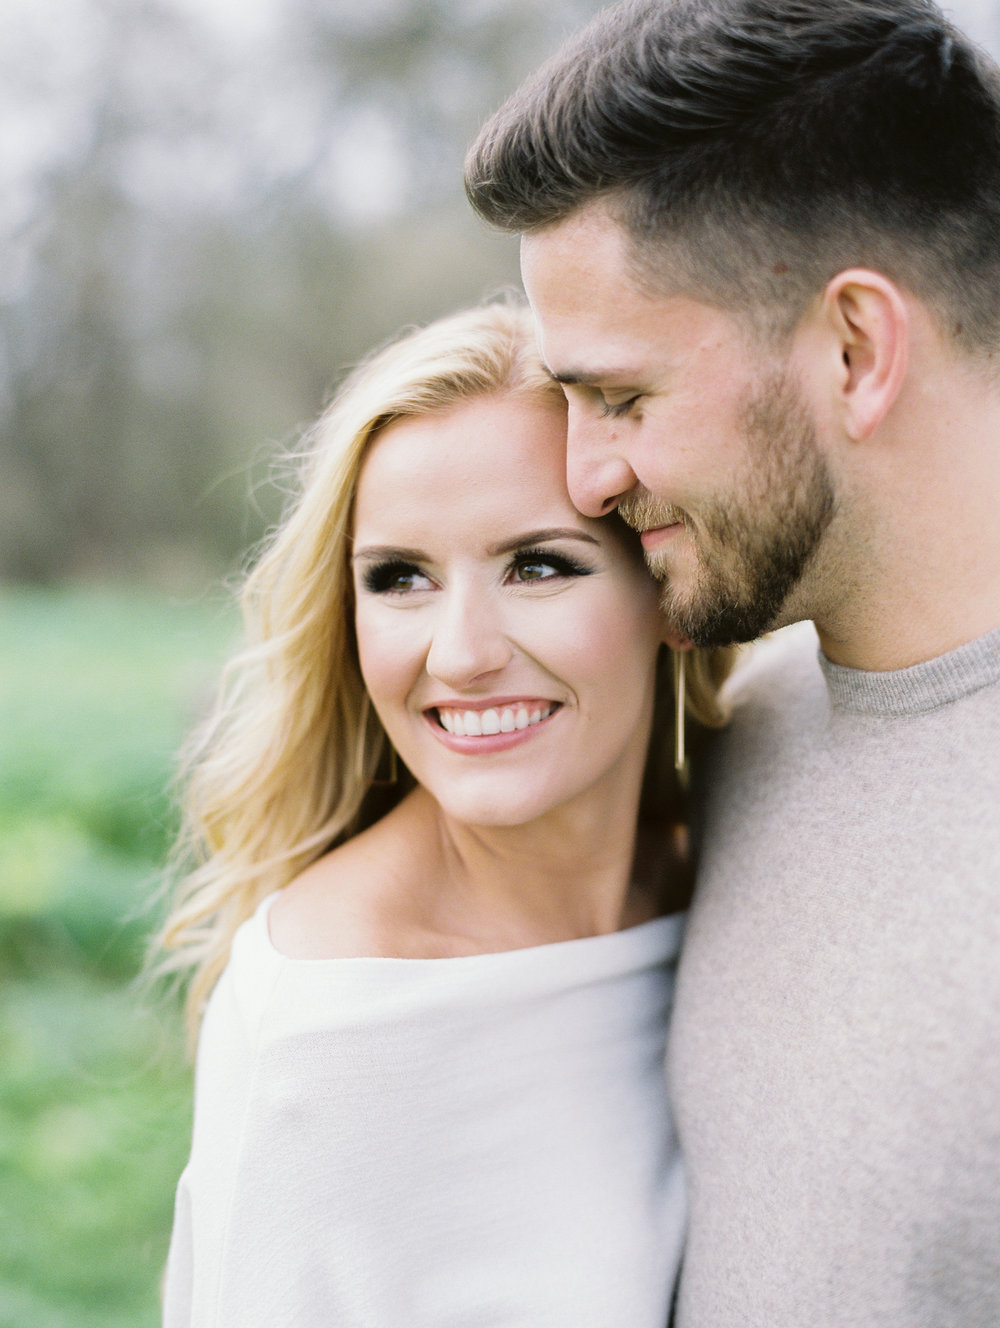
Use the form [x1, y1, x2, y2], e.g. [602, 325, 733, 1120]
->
[436, 704, 556, 737]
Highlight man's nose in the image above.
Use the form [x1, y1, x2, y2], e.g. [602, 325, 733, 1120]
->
[565, 403, 639, 517]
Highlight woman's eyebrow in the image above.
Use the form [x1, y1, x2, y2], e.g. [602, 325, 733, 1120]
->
[351, 530, 601, 563]
[350, 545, 425, 563]
[487, 528, 601, 556]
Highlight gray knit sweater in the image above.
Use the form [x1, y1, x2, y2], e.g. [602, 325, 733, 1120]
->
[671, 622, 1000, 1327]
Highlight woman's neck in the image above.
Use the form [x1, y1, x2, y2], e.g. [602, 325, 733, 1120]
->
[373, 786, 683, 955]
[269, 782, 688, 962]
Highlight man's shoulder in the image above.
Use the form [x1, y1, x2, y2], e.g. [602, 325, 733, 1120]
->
[691, 623, 824, 817]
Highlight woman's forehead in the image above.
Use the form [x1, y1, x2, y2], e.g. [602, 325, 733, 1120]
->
[357, 394, 569, 501]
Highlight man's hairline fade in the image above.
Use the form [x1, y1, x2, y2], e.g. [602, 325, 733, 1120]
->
[521, 190, 940, 356]
[466, 0, 1000, 359]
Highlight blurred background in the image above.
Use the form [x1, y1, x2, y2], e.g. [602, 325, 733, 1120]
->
[2, 0, 999, 1323]
[0, 1, 608, 1322]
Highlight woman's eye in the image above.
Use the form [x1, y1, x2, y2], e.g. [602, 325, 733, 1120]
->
[515, 560, 558, 582]
[510, 549, 592, 583]
[361, 561, 430, 594]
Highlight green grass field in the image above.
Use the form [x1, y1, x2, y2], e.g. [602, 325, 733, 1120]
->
[0, 584, 237, 1328]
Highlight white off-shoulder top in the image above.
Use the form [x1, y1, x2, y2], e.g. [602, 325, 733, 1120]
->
[163, 894, 686, 1327]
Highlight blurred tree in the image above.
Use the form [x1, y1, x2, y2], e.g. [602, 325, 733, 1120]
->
[0, 0, 604, 585]
[5, 0, 996, 585]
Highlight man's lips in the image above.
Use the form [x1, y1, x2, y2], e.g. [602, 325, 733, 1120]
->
[640, 521, 684, 552]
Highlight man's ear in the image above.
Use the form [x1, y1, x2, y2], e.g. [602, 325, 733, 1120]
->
[822, 269, 909, 441]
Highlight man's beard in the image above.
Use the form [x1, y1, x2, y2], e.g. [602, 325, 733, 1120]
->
[619, 372, 836, 647]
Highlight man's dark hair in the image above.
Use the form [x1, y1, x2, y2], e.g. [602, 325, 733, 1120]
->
[465, 0, 1000, 349]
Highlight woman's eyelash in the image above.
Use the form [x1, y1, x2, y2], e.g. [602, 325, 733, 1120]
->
[360, 559, 425, 594]
[510, 547, 594, 579]
[360, 549, 594, 593]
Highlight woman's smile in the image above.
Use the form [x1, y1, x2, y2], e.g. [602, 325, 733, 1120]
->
[431, 700, 561, 738]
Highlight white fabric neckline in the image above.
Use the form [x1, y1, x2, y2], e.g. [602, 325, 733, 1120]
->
[255, 889, 685, 971]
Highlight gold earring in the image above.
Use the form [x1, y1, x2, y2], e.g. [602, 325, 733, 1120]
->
[673, 650, 688, 781]
[355, 695, 397, 786]
[355, 695, 373, 785]
[370, 741, 398, 787]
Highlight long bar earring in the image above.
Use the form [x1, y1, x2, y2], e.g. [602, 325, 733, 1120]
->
[355, 695, 372, 785]
[375, 743, 398, 787]
[673, 649, 688, 779]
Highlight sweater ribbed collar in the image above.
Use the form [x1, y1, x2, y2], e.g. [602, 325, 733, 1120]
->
[819, 623, 1000, 716]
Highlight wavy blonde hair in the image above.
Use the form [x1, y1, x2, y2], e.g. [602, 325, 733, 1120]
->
[158, 300, 734, 1033]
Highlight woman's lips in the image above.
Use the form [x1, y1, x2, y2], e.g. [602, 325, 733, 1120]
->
[434, 702, 559, 737]
[422, 701, 563, 751]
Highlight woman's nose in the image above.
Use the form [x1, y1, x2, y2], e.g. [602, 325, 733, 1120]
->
[424, 587, 513, 688]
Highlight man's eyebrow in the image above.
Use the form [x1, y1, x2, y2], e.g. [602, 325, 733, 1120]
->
[487, 528, 601, 556]
[547, 368, 616, 386]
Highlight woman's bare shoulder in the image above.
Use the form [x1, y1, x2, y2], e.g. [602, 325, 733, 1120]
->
[267, 797, 438, 961]
[267, 847, 385, 961]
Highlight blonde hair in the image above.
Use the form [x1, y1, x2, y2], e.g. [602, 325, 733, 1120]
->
[157, 300, 733, 1033]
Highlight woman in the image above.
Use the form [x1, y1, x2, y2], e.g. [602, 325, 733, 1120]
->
[160, 302, 731, 1327]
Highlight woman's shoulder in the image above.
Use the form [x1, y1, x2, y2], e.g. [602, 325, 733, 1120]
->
[202, 815, 439, 1057]
[267, 796, 440, 961]
[268, 849, 392, 961]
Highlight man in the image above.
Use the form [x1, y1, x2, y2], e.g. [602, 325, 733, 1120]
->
[465, 1, 1000, 1324]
